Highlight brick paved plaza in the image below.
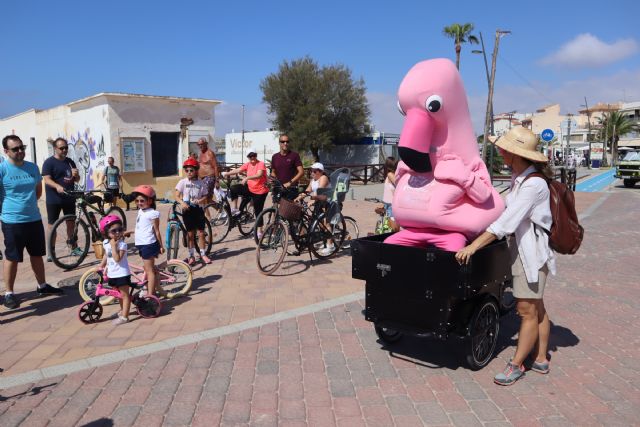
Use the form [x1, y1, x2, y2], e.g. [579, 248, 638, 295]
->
[0, 179, 639, 426]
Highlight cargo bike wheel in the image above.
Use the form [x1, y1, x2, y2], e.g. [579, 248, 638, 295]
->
[374, 324, 403, 344]
[465, 298, 500, 370]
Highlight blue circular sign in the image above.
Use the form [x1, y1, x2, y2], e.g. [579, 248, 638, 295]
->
[541, 129, 554, 142]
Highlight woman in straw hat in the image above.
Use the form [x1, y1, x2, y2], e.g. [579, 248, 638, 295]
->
[456, 126, 556, 386]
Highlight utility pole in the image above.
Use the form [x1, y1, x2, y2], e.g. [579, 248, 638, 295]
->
[481, 29, 511, 163]
[241, 104, 245, 163]
[565, 113, 573, 165]
[581, 97, 592, 169]
[603, 105, 609, 167]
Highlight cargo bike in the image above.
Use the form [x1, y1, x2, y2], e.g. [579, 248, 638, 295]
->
[351, 233, 514, 370]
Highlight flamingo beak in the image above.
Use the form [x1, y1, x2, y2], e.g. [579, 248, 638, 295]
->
[398, 109, 434, 173]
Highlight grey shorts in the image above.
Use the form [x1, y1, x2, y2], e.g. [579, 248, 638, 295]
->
[508, 236, 548, 299]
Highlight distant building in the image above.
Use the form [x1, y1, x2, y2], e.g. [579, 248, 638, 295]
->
[0, 92, 221, 198]
[618, 101, 640, 148]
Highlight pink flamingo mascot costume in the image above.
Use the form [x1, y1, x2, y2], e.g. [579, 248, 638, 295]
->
[384, 58, 504, 251]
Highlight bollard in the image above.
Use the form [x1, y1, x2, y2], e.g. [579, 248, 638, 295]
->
[350, 188, 355, 200]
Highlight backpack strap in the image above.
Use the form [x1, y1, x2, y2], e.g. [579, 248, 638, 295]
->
[522, 172, 551, 235]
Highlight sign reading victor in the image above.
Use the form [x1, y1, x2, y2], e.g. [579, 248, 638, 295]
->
[541, 129, 555, 142]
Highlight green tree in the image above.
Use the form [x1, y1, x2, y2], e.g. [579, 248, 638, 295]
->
[442, 23, 479, 70]
[260, 56, 370, 161]
[596, 111, 639, 166]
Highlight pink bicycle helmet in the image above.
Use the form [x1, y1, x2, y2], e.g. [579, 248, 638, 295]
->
[99, 214, 123, 235]
[132, 185, 156, 199]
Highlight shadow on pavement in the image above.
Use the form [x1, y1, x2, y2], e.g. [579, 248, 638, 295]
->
[0, 382, 57, 402]
[80, 418, 114, 427]
[157, 274, 220, 316]
[372, 310, 579, 370]
[0, 274, 85, 324]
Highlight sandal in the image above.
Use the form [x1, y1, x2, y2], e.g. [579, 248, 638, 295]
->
[201, 254, 212, 265]
[183, 256, 196, 266]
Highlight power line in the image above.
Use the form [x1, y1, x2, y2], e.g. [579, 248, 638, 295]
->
[497, 53, 555, 106]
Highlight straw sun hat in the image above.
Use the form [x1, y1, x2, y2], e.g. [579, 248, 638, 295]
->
[489, 127, 548, 163]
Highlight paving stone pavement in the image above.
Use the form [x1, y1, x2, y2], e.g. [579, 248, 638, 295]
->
[1, 178, 639, 426]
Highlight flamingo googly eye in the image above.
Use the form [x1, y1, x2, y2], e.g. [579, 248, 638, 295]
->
[425, 95, 443, 113]
[397, 100, 406, 116]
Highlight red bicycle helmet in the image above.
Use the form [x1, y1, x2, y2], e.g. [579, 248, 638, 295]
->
[99, 214, 123, 235]
[183, 158, 199, 169]
[132, 185, 156, 199]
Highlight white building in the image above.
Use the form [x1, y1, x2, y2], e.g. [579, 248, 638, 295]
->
[0, 93, 221, 198]
[225, 130, 398, 166]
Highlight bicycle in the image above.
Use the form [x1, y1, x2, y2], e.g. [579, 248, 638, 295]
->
[48, 190, 127, 270]
[78, 275, 162, 324]
[365, 197, 396, 235]
[78, 259, 192, 304]
[202, 175, 256, 243]
[255, 195, 347, 275]
[165, 202, 214, 262]
[254, 176, 359, 249]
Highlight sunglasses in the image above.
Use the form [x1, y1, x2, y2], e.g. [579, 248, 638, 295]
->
[279, 140, 290, 144]
[57, 146, 69, 151]
[8, 145, 27, 153]
[109, 227, 123, 234]
[312, 169, 322, 173]
[184, 168, 196, 172]
[135, 198, 148, 204]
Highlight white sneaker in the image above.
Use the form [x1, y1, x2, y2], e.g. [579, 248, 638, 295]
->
[319, 244, 335, 256]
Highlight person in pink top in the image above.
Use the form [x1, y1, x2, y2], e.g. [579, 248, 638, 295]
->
[222, 152, 269, 237]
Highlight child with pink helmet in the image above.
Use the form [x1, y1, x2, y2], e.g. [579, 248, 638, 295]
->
[98, 215, 131, 325]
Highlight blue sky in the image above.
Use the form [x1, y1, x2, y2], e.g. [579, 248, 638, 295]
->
[2, 0, 639, 136]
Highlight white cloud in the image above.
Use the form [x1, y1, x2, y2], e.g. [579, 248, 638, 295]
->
[540, 33, 638, 68]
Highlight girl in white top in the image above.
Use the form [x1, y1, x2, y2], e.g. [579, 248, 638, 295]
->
[382, 157, 398, 218]
[125, 185, 164, 297]
[99, 217, 132, 325]
[456, 127, 556, 386]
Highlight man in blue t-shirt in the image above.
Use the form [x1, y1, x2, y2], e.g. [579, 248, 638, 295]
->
[1, 135, 64, 309]
[42, 137, 80, 261]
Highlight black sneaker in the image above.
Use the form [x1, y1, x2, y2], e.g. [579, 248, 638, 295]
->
[37, 284, 64, 296]
[3, 294, 19, 309]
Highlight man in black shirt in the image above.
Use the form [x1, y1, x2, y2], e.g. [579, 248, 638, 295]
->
[42, 138, 80, 261]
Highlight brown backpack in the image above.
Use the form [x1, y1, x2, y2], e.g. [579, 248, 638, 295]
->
[523, 172, 584, 254]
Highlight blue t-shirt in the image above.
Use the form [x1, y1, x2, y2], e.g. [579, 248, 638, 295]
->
[41, 156, 77, 204]
[0, 160, 43, 224]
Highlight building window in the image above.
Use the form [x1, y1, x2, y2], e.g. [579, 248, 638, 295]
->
[150, 132, 180, 177]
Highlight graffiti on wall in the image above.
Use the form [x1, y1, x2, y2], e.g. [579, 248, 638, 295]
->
[63, 129, 107, 191]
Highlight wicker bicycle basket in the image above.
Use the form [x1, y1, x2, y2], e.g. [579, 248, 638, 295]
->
[278, 198, 303, 221]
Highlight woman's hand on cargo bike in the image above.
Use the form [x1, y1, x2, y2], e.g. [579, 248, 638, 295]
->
[455, 245, 476, 265]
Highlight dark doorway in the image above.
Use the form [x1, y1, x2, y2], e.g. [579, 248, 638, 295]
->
[150, 132, 180, 177]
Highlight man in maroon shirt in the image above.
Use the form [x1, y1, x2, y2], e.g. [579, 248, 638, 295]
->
[270, 134, 304, 200]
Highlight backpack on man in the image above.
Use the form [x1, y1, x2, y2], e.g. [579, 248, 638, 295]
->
[523, 172, 584, 255]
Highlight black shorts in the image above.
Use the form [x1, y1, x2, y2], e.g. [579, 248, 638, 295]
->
[108, 275, 131, 288]
[2, 220, 47, 262]
[105, 188, 120, 200]
[136, 241, 161, 260]
[46, 202, 76, 224]
[183, 206, 206, 231]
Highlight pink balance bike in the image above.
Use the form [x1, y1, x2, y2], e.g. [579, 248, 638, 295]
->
[78, 271, 162, 324]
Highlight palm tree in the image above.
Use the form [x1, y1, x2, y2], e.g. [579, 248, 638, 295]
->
[596, 111, 639, 166]
[442, 23, 479, 70]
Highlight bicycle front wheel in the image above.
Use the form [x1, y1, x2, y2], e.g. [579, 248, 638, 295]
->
[166, 223, 182, 261]
[160, 259, 193, 299]
[309, 213, 346, 259]
[253, 207, 276, 245]
[49, 215, 90, 270]
[204, 202, 230, 244]
[105, 206, 127, 230]
[341, 216, 359, 250]
[237, 208, 256, 237]
[256, 221, 288, 275]
[78, 267, 116, 305]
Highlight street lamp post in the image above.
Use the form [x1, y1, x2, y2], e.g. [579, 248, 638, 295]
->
[241, 104, 245, 163]
[481, 29, 511, 163]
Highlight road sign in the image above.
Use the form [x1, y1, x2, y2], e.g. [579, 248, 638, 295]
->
[541, 129, 554, 142]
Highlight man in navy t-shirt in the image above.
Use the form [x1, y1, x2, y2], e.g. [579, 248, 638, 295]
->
[1, 135, 64, 309]
[42, 137, 80, 261]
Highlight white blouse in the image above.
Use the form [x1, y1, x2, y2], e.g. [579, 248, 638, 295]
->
[487, 165, 556, 282]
